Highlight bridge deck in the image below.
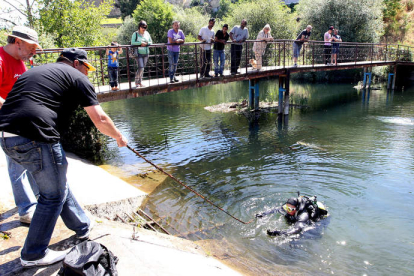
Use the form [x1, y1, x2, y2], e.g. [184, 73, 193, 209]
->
[96, 60, 399, 103]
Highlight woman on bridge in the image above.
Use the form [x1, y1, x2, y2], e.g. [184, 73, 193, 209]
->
[131, 20, 153, 88]
[253, 24, 273, 70]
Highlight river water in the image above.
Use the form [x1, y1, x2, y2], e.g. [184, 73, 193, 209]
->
[101, 80, 414, 276]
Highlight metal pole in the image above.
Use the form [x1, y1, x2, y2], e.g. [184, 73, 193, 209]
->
[195, 44, 199, 82]
[100, 50, 105, 85]
[283, 41, 286, 68]
[284, 70, 290, 115]
[126, 46, 132, 91]
[161, 47, 165, 79]
[254, 80, 260, 110]
[249, 79, 254, 110]
[312, 42, 315, 67]
[245, 41, 248, 75]
[392, 65, 397, 90]
[278, 75, 284, 114]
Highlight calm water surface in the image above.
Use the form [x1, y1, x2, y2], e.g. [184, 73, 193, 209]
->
[101, 81, 414, 276]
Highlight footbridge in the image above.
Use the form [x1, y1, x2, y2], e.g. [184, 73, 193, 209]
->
[35, 39, 413, 113]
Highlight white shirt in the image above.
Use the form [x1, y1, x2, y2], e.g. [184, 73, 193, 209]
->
[198, 26, 215, 50]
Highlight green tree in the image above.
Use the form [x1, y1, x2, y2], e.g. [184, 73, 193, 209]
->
[224, 0, 295, 40]
[132, 0, 174, 43]
[115, 0, 141, 20]
[116, 16, 138, 45]
[174, 6, 216, 40]
[296, 0, 384, 43]
[215, 0, 232, 19]
[38, 0, 113, 48]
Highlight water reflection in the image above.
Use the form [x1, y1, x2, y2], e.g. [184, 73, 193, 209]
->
[101, 81, 414, 276]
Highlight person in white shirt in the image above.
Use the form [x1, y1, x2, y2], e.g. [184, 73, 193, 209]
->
[198, 18, 216, 78]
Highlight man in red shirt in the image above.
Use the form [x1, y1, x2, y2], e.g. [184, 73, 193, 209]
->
[0, 26, 42, 223]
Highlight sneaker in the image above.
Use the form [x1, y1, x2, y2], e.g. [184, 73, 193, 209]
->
[293, 63, 298, 68]
[76, 220, 95, 240]
[20, 211, 34, 224]
[219, 73, 224, 77]
[205, 75, 212, 78]
[214, 74, 218, 77]
[231, 72, 236, 75]
[21, 248, 71, 267]
[174, 78, 179, 83]
[170, 80, 174, 84]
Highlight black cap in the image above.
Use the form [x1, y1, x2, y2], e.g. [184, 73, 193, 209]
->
[60, 48, 96, 71]
[329, 26, 334, 30]
[286, 197, 298, 207]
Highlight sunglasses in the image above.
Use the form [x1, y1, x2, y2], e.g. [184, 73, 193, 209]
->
[140, 26, 147, 29]
[79, 61, 90, 72]
[283, 204, 296, 213]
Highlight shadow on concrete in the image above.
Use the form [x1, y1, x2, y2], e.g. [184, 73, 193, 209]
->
[0, 208, 18, 223]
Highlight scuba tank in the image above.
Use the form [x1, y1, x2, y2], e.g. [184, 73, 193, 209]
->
[297, 192, 328, 220]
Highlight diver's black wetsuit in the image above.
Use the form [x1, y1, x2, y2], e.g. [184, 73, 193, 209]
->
[257, 196, 326, 236]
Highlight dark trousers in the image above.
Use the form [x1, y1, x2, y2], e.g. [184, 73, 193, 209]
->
[108, 67, 118, 87]
[200, 49, 212, 77]
[231, 44, 243, 73]
[324, 45, 332, 64]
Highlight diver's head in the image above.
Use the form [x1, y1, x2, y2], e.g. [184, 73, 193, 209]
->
[283, 197, 298, 216]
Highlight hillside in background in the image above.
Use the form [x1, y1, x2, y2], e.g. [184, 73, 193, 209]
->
[383, 0, 414, 45]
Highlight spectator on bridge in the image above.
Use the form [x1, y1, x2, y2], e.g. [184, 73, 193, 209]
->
[198, 18, 216, 78]
[1, 26, 42, 224]
[213, 24, 230, 77]
[331, 29, 342, 66]
[131, 20, 153, 88]
[324, 26, 334, 65]
[106, 42, 123, 91]
[253, 24, 273, 70]
[293, 25, 312, 67]
[230, 19, 249, 75]
[0, 48, 128, 267]
[167, 20, 185, 84]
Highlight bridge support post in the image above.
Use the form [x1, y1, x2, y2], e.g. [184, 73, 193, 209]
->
[249, 79, 260, 110]
[363, 69, 372, 89]
[278, 72, 290, 115]
[392, 66, 397, 90]
[387, 73, 395, 90]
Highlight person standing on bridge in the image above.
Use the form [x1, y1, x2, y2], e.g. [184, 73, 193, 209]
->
[213, 24, 230, 77]
[106, 42, 123, 91]
[331, 29, 342, 66]
[253, 24, 273, 70]
[198, 18, 216, 78]
[167, 20, 185, 84]
[131, 20, 153, 88]
[324, 26, 334, 65]
[0, 26, 42, 224]
[230, 19, 249, 75]
[0, 48, 128, 267]
[293, 25, 312, 67]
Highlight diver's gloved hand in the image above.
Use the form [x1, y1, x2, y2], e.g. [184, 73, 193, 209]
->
[267, 229, 281, 236]
[255, 213, 263, 218]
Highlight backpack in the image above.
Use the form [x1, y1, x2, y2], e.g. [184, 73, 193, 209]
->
[58, 241, 119, 276]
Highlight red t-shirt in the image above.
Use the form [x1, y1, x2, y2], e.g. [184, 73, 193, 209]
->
[0, 47, 27, 100]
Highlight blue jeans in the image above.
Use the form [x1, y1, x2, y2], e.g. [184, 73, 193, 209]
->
[6, 155, 38, 216]
[0, 136, 90, 261]
[167, 50, 179, 80]
[108, 67, 118, 88]
[213, 50, 225, 75]
[293, 43, 302, 58]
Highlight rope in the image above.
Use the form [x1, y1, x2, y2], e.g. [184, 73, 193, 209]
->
[127, 145, 255, 225]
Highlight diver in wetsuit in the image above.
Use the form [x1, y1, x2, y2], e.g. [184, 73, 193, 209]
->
[256, 196, 328, 236]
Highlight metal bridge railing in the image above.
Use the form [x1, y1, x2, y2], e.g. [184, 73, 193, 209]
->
[32, 40, 413, 93]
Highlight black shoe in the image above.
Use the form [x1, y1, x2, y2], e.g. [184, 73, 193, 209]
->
[219, 73, 224, 77]
[205, 75, 212, 78]
[214, 74, 218, 77]
[174, 78, 179, 83]
[231, 72, 236, 75]
[170, 80, 174, 84]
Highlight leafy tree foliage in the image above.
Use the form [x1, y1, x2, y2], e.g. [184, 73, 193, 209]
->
[38, 0, 113, 48]
[116, 16, 138, 45]
[296, 0, 384, 43]
[132, 0, 174, 43]
[224, 0, 295, 40]
[115, 0, 140, 20]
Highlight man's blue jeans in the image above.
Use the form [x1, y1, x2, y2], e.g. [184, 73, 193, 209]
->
[6, 155, 38, 216]
[167, 50, 179, 81]
[213, 50, 225, 75]
[0, 136, 90, 261]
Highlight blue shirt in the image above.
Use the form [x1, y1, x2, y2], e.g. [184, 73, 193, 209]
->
[108, 50, 119, 67]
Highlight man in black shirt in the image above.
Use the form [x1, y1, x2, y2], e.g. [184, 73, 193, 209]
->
[213, 24, 230, 77]
[0, 48, 128, 267]
[293, 25, 312, 67]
